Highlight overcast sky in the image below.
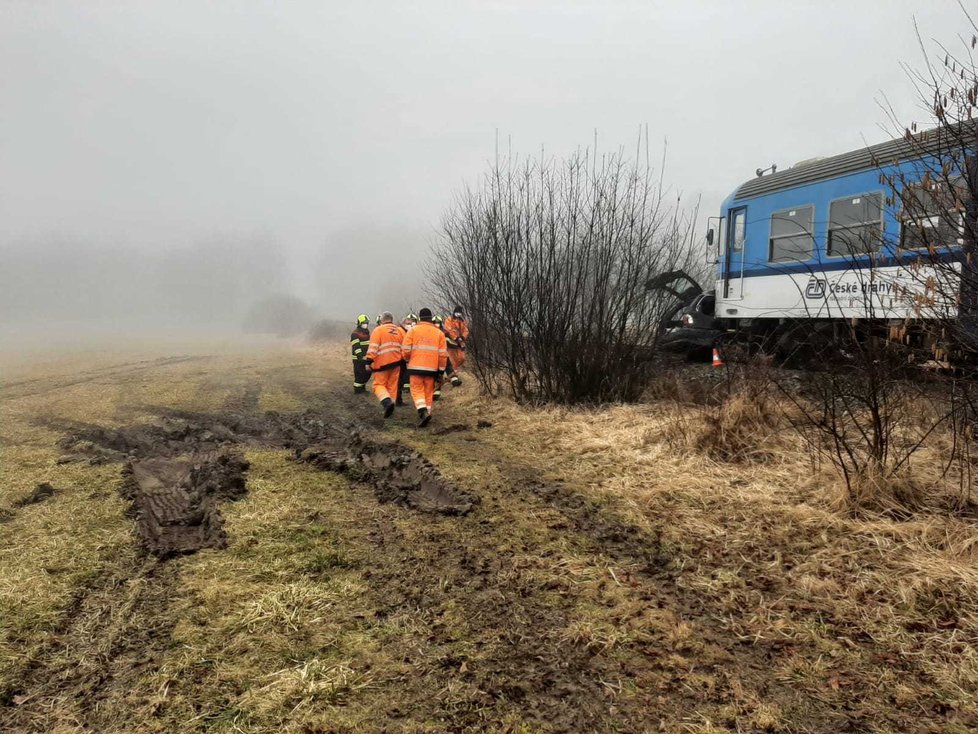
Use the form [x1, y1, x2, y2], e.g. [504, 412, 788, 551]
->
[0, 0, 971, 330]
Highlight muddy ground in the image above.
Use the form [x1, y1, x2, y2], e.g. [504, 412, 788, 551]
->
[54, 406, 479, 559]
[1, 346, 976, 733]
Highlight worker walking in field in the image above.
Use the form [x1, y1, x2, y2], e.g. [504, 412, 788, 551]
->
[444, 307, 469, 384]
[395, 313, 417, 406]
[350, 313, 372, 394]
[364, 312, 404, 418]
[401, 308, 448, 427]
[431, 315, 458, 399]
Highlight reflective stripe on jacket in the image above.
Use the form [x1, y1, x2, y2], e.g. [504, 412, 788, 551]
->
[444, 317, 469, 348]
[365, 323, 404, 371]
[350, 326, 371, 361]
[402, 321, 448, 375]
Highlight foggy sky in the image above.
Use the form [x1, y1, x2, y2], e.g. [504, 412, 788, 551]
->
[0, 0, 971, 336]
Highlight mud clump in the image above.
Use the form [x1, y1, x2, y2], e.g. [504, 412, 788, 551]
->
[122, 452, 250, 559]
[13, 482, 60, 508]
[299, 435, 479, 515]
[0, 483, 62, 525]
[431, 423, 470, 436]
[57, 419, 239, 462]
[56, 408, 480, 553]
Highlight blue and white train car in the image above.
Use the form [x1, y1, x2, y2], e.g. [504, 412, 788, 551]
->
[704, 132, 967, 337]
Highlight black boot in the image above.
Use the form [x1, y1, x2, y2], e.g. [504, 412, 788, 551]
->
[433, 390, 441, 401]
[395, 393, 404, 406]
[450, 376, 462, 387]
[417, 407, 431, 427]
[354, 385, 366, 394]
[382, 398, 395, 418]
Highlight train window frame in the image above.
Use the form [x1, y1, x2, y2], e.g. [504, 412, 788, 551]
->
[730, 209, 746, 253]
[767, 204, 815, 263]
[826, 191, 884, 258]
[898, 176, 966, 251]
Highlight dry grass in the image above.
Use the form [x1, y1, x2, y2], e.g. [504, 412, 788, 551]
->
[660, 389, 786, 464]
[440, 376, 978, 728]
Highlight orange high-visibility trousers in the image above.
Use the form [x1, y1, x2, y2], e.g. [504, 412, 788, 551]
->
[448, 348, 465, 371]
[372, 368, 401, 402]
[409, 374, 436, 410]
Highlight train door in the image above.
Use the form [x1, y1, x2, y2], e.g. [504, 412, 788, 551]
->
[724, 207, 747, 300]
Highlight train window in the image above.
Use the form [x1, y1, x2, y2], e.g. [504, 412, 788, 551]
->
[731, 210, 745, 252]
[827, 193, 883, 257]
[768, 205, 814, 262]
[899, 177, 966, 249]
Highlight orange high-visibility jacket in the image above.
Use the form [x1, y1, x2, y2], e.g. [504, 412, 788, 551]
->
[444, 316, 469, 348]
[365, 323, 404, 372]
[402, 321, 448, 375]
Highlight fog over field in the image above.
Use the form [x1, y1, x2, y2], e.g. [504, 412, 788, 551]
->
[0, 0, 966, 344]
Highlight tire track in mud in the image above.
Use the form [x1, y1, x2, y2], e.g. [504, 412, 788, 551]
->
[355, 511, 634, 731]
[486, 459, 825, 729]
[363, 493, 654, 730]
[10, 362, 972, 731]
[222, 382, 262, 413]
[332, 361, 849, 734]
[51, 397, 479, 557]
[299, 435, 479, 514]
[121, 452, 251, 558]
[0, 556, 179, 733]
[4, 380, 482, 730]
[8, 370, 817, 730]
[2, 356, 212, 400]
[465, 454, 942, 733]
[328, 414, 669, 728]
[317, 390, 667, 730]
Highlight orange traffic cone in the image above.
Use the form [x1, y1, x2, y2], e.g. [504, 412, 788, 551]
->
[712, 348, 724, 368]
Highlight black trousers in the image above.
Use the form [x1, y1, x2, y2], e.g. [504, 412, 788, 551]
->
[353, 360, 370, 390]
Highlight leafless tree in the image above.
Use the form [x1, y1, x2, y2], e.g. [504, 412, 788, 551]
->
[430, 140, 702, 403]
[872, 9, 978, 361]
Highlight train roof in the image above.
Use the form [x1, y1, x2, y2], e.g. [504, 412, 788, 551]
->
[733, 123, 974, 200]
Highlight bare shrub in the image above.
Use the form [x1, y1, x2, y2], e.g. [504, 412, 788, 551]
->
[693, 362, 784, 463]
[657, 361, 784, 464]
[642, 360, 726, 407]
[877, 16, 978, 359]
[693, 390, 782, 464]
[430, 140, 702, 404]
[771, 321, 977, 517]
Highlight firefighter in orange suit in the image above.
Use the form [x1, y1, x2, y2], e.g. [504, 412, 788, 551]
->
[401, 307, 448, 427]
[395, 313, 417, 406]
[444, 306, 470, 376]
[364, 311, 404, 419]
